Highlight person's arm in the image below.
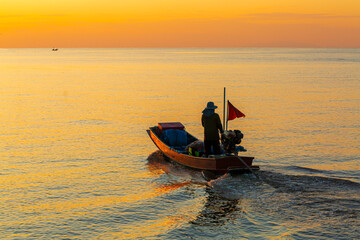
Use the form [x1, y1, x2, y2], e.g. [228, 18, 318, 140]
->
[201, 115, 205, 127]
[217, 114, 224, 133]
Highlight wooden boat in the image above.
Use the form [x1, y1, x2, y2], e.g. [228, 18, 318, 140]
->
[147, 122, 259, 175]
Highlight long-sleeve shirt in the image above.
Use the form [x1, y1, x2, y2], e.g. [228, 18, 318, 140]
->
[201, 113, 223, 141]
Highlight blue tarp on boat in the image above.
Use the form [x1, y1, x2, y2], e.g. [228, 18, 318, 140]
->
[162, 129, 188, 147]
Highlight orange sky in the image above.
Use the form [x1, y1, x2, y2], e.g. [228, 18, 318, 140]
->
[1, 0, 359, 47]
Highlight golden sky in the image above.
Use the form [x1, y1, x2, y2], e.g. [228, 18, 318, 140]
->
[1, 0, 359, 47]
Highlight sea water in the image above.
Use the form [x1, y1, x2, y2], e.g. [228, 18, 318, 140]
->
[0, 48, 359, 239]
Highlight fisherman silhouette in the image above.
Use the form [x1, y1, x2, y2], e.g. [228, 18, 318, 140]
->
[201, 102, 224, 156]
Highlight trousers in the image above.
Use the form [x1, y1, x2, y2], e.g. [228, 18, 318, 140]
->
[204, 140, 221, 155]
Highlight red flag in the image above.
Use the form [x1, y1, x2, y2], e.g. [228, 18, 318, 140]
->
[228, 101, 245, 120]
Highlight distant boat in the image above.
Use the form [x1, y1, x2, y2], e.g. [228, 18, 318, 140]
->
[147, 122, 258, 176]
[52, 48, 58, 51]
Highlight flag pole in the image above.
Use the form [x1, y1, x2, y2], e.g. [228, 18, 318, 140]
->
[223, 87, 226, 130]
[226, 100, 229, 131]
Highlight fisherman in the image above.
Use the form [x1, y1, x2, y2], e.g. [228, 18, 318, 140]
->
[201, 101, 224, 156]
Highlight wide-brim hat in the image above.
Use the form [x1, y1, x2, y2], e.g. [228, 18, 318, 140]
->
[205, 101, 218, 110]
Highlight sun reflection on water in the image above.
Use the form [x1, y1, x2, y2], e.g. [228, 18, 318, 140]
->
[0, 48, 359, 239]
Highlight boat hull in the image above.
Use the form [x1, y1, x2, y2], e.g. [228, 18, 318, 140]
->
[147, 128, 257, 174]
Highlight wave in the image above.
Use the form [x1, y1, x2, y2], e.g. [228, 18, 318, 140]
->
[260, 169, 360, 193]
[286, 165, 328, 173]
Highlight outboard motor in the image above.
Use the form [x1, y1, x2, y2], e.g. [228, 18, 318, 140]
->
[221, 130, 245, 155]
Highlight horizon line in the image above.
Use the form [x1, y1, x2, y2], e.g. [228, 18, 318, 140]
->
[1, 46, 360, 49]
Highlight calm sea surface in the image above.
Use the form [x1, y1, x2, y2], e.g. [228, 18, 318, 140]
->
[0, 48, 359, 239]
